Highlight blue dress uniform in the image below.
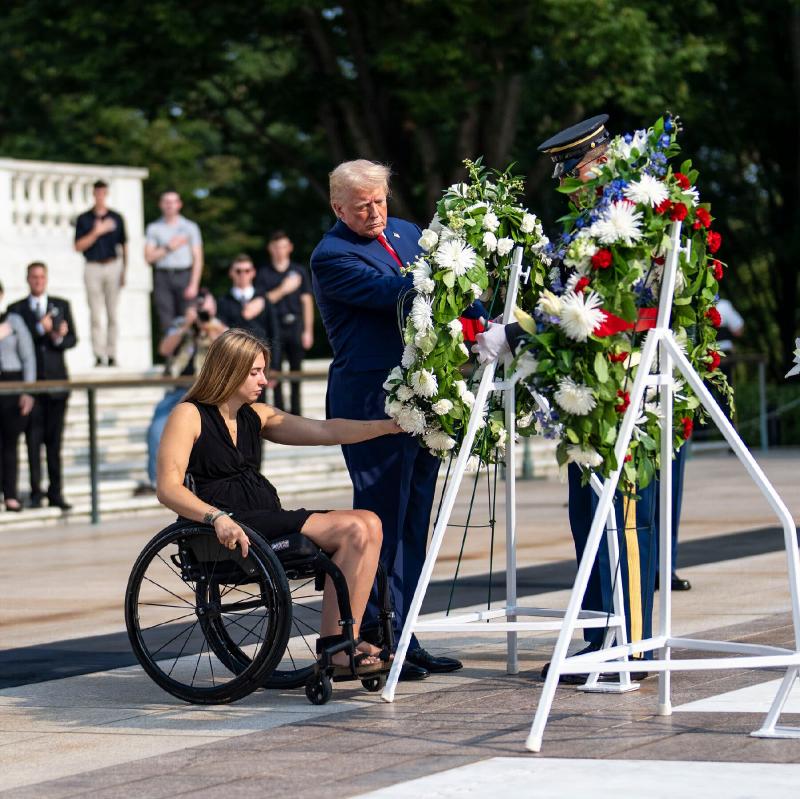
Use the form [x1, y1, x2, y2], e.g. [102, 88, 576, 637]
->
[533, 115, 691, 665]
[311, 217, 440, 649]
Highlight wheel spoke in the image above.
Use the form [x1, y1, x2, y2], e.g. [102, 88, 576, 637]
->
[166, 620, 198, 677]
[292, 619, 316, 657]
[140, 610, 197, 632]
[151, 618, 200, 657]
[143, 575, 195, 608]
[156, 551, 193, 588]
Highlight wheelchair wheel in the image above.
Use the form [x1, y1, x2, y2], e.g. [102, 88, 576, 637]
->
[361, 674, 385, 693]
[305, 672, 333, 705]
[207, 572, 323, 690]
[125, 522, 291, 704]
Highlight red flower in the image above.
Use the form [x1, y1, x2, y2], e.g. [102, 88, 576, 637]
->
[653, 255, 665, 266]
[674, 172, 691, 190]
[711, 259, 724, 280]
[654, 199, 673, 215]
[707, 230, 722, 253]
[615, 389, 631, 413]
[705, 307, 722, 328]
[681, 417, 694, 439]
[591, 249, 613, 270]
[624, 454, 633, 462]
[574, 276, 591, 293]
[669, 202, 688, 221]
[707, 350, 721, 371]
[695, 208, 712, 228]
[608, 351, 629, 363]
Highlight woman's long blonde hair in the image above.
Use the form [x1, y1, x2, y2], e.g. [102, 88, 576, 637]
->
[184, 329, 271, 406]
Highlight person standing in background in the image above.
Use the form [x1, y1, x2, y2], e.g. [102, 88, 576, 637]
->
[256, 231, 313, 415]
[0, 281, 36, 512]
[144, 190, 204, 333]
[74, 180, 127, 367]
[9, 263, 77, 511]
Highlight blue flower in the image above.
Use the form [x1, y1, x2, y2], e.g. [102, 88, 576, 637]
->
[659, 134, 671, 149]
[624, 133, 633, 144]
[664, 118, 674, 132]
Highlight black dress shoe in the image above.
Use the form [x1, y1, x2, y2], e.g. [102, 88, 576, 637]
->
[48, 497, 73, 511]
[29, 495, 42, 509]
[671, 573, 691, 591]
[541, 659, 649, 684]
[406, 647, 463, 673]
[399, 661, 429, 681]
[655, 573, 692, 591]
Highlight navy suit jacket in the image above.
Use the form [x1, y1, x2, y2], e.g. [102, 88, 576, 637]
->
[311, 217, 420, 420]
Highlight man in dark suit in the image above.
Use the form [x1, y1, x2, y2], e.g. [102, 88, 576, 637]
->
[10, 262, 77, 509]
[311, 159, 464, 681]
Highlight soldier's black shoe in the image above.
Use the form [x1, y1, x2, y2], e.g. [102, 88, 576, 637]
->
[541, 644, 649, 684]
[399, 661, 429, 681]
[655, 573, 692, 591]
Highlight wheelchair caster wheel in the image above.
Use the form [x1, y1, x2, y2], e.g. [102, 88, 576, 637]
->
[361, 674, 386, 693]
[305, 673, 333, 705]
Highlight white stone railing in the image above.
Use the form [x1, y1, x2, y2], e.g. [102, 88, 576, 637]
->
[0, 158, 152, 373]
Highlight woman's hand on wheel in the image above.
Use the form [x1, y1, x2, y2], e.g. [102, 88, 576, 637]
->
[213, 514, 250, 558]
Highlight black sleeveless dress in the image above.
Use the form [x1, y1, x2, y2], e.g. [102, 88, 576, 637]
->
[185, 400, 320, 538]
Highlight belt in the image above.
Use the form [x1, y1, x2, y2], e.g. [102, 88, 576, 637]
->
[156, 265, 193, 271]
[281, 313, 298, 324]
[89, 258, 117, 265]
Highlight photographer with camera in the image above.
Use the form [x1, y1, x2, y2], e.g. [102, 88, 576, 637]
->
[135, 289, 226, 496]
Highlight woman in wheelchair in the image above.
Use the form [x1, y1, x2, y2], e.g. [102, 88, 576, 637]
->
[156, 328, 399, 677]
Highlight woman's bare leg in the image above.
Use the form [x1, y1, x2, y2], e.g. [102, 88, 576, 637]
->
[301, 509, 383, 663]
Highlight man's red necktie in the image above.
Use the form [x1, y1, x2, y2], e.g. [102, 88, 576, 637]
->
[377, 232, 404, 269]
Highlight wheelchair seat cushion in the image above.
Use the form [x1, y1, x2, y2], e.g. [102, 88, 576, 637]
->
[268, 532, 321, 562]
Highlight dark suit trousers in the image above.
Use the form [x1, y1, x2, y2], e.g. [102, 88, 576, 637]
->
[271, 322, 304, 416]
[342, 432, 440, 648]
[0, 382, 26, 501]
[26, 393, 68, 500]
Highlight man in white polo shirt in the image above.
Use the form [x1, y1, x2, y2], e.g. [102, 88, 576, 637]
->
[144, 190, 204, 333]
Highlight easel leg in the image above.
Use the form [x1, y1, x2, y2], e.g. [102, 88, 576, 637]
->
[751, 667, 800, 739]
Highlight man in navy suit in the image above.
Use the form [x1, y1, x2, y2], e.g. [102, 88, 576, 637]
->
[311, 159, 463, 681]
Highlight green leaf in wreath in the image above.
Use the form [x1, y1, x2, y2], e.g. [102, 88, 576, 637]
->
[443, 271, 455, 289]
[593, 350, 609, 383]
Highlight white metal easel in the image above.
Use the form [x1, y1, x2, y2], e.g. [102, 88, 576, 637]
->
[383, 247, 641, 705]
[525, 220, 800, 751]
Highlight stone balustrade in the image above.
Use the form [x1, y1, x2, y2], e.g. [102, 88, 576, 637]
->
[0, 157, 152, 372]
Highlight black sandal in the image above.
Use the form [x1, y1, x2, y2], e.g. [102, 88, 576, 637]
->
[315, 635, 383, 678]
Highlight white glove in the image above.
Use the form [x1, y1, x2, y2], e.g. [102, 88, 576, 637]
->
[472, 321, 510, 364]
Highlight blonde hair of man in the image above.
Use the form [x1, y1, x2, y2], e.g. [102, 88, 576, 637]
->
[185, 329, 271, 407]
[328, 159, 391, 209]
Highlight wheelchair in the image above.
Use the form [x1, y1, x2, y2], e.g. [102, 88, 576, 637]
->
[124, 519, 394, 706]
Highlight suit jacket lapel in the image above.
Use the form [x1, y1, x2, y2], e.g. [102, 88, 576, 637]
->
[383, 221, 416, 269]
[331, 219, 401, 276]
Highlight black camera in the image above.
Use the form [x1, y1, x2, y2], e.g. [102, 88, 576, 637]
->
[196, 290, 211, 323]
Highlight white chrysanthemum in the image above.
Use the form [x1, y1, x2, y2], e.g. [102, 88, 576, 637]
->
[590, 201, 643, 246]
[401, 344, 418, 369]
[382, 366, 403, 390]
[423, 430, 456, 452]
[461, 389, 476, 407]
[447, 318, 462, 339]
[558, 290, 606, 342]
[397, 405, 427, 435]
[537, 289, 562, 318]
[554, 377, 597, 416]
[496, 237, 514, 257]
[412, 259, 431, 286]
[431, 398, 454, 415]
[418, 229, 439, 251]
[495, 427, 508, 449]
[385, 398, 403, 417]
[410, 295, 433, 332]
[684, 186, 700, 207]
[483, 211, 500, 232]
[396, 384, 414, 402]
[566, 444, 603, 468]
[464, 455, 481, 473]
[454, 379, 468, 397]
[482, 231, 498, 252]
[410, 368, 438, 398]
[434, 239, 477, 277]
[563, 231, 598, 271]
[624, 174, 668, 208]
[470, 283, 483, 298]
[608, 129, 649, 163]
[520, 213, 537, 233]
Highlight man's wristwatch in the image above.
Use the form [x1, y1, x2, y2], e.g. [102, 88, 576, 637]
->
[203, 509, 230, 525]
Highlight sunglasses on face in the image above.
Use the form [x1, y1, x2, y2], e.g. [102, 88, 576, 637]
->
[233, 268, 254, 274]
[564, 153, 607, 180]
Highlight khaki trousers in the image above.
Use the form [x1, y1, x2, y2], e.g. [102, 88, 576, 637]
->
[84, 259, 123, 360]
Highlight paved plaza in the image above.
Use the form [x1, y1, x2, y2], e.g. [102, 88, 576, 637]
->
[1, 448, 800, 797]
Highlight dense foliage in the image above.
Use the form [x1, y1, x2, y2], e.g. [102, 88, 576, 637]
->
[0, 0, 797, 370]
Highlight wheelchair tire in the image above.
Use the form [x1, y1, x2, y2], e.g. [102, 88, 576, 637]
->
[305, 672, 333, 705]
[361, 674, 386, 693]
[125, 522, 291, 704]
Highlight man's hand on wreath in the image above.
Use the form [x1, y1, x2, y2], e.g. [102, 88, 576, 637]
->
[472, 321, 510, 364]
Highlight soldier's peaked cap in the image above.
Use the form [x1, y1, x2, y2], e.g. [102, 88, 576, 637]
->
[538, 114, 610, 164]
